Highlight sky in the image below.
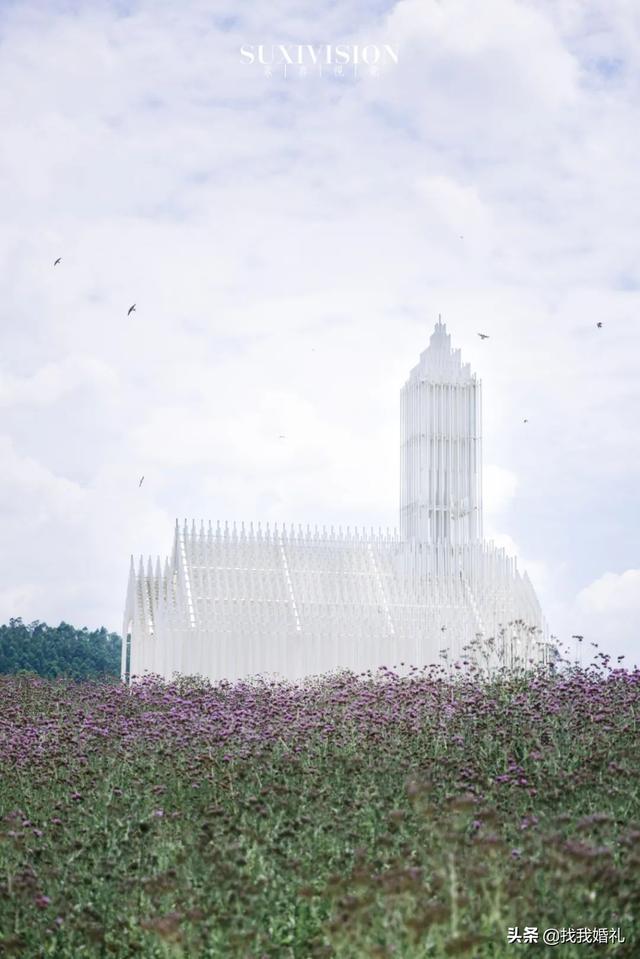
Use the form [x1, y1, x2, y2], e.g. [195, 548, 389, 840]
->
[0, 0, 638, 666]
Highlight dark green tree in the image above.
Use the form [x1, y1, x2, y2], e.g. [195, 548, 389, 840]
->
[0, 618, 121, 680]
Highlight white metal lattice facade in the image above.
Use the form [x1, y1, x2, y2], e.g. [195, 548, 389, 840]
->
[123, 321, 547, 683]
[401, 320, 482, 546]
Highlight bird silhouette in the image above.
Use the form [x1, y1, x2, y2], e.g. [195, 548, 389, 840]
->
[523, 419, 528, 424]
[441, 625, 446, 632]
[597, 322, 603, 328]
[571, 635, 584, 641]
[128, 304, 136, 316]
[478, 333, 489, 340]
[138, 476, 144, 488]
[53, 257, 62, 266]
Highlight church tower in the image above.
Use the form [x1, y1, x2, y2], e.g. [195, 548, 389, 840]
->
[400, 318, 482, 546]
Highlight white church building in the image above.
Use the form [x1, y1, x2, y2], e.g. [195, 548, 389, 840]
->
[122, 320, 547, 683]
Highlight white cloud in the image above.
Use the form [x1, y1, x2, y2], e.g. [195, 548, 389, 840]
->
[370, 0, 579, 153]
[0, 435, 88, 518]
[562, 570, 640, 666]
[577, 569, 640, 615]
[483, 464, 518, 516]
[0, 356, 119, 407]
[0, 434, 172, 630]
[0, 0, 637, 643]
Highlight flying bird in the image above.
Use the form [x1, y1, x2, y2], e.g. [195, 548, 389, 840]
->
[53, 257, 62, 266]
[138, 476, 144, 488]
[477, 333, 489, 340]
[596, 322, 603, 328]
[128, 303, 136, 316]
[441, 625, 447, 632]
[523, 419, 529, 424]
[572, 635, 584, 641]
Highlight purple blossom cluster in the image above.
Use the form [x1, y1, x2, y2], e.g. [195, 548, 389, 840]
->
[1, 661, 639, 957]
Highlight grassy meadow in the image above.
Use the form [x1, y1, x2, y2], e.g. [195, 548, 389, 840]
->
[1, 659, 639, 957]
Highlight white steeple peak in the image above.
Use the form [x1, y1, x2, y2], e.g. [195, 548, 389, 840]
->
[408, 316, 474, 384]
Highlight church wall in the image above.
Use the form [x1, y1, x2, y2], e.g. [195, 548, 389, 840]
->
[124, 524, 547, 684]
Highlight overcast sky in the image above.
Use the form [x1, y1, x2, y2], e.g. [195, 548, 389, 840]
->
[0, 0, 638, 666]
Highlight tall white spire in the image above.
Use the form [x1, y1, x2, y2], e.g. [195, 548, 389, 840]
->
[407, 315, 473, 385]
[400, 317, 482, 545]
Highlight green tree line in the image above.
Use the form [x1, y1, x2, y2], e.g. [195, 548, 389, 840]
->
[0, 618, 121, 680]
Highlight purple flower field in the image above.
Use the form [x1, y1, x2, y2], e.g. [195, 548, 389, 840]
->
[1, 660, 639, 957]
